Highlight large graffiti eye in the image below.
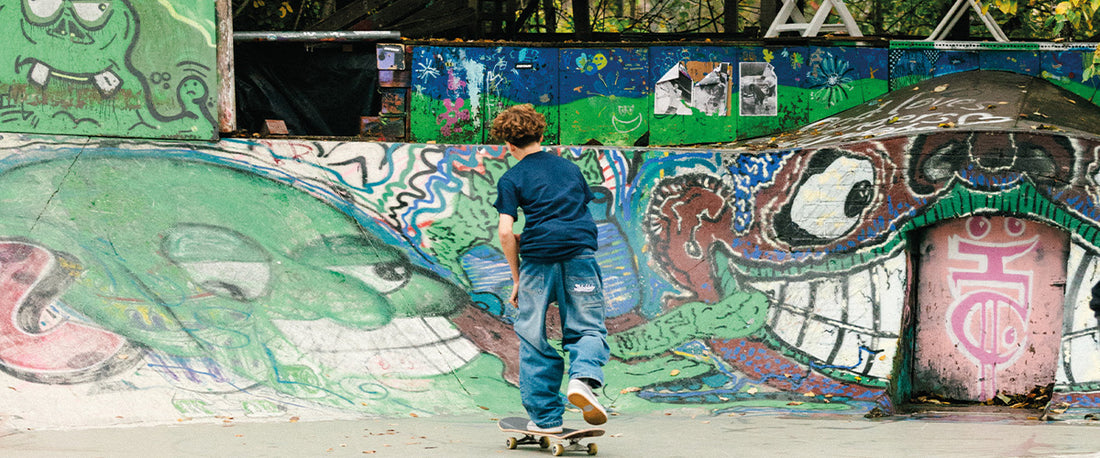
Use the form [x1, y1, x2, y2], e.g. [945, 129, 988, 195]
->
[71, 1, 112, 28]
[160, 224, 273, 302]
[775, 150, 875, 246]
[24, 0, 63, 21]
[330, 262, 410, 294]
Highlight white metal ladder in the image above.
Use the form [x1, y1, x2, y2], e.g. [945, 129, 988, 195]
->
[764, 0, 863, 38]
[926, 0, 1009, 42]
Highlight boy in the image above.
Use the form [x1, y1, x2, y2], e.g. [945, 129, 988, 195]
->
[491, 104, 610, 433]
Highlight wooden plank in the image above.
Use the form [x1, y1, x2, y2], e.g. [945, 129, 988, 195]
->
[366, 0, 426, 28]
[390, 0, 475, 33]
[216, 0, 235, 133]
[393, 11, 476, 37]
[307, 0, 373, 31]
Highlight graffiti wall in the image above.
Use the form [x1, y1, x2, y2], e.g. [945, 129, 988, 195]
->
[0, 0, 218, 140]
[410, 41, 1100, 148]
[8, 76, 1100, 428]
[411, 43, 890, 147]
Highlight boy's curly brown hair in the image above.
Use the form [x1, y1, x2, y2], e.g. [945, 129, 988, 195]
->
[490, 104, 545, 148]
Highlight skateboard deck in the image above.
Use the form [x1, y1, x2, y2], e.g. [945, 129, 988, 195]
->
[498, 416, 604, 456]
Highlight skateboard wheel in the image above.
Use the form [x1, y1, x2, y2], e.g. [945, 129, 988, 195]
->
[539, 436, 550, 448]
[552, 443, 565, 456]
[506, 437, 517, 449]
[587, 443, 598, 455]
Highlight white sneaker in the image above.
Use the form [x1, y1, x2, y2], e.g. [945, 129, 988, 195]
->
[567, 379, 607, 425]
[526, 420, 563, 434]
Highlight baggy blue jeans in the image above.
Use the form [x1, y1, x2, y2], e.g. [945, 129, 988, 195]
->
[514, 249, 609, 428]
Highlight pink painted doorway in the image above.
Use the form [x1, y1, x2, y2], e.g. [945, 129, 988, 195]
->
[911, 216, 1067, 402]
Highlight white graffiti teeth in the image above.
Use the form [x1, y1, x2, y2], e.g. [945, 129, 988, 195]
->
[743, 251, 906, 381]
[272, 317, 480, 377]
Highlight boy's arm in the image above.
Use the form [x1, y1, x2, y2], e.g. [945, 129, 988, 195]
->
[498, 214, 521, 307]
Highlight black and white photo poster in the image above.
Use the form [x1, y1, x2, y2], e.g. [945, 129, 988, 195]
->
[655, 63, 693, 115]
[739, 62, 777, 117]
[692, 62, 731, 116]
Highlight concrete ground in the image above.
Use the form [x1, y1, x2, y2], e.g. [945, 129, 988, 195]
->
[5, 409, 1100, 457]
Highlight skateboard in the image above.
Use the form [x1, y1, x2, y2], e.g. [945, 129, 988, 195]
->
[498, 416, 604, 456]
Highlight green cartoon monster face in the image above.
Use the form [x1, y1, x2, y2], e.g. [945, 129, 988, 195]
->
[17, 0, 135, 96]
[0, 154, 479, 407]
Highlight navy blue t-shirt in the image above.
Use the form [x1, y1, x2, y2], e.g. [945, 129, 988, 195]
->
[493, 151, 598, 263]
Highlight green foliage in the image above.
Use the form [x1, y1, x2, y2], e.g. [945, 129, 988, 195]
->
[234, 0, 1100, 40]
[515, 0, 1100, 41]
[234, 0, 329, 31]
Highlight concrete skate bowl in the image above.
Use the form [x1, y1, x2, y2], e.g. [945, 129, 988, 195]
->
[5, 70, 1100, 431]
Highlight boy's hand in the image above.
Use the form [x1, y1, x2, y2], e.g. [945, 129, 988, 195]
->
[509, 285, 519, 308]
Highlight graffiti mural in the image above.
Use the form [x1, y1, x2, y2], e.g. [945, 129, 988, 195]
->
[410, 46, 560, 145]
[11, 69, 1100, 430]
[887, 42, 1100, 103]
[560, 48, 649, 146]
[0, 0, 217, 140]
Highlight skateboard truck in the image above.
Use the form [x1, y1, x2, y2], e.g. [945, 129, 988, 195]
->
[505, 433, 598, 456]
[498, 416, 602, 456]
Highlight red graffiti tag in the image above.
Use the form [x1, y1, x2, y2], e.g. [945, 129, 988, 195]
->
[646, 174, 736, 307]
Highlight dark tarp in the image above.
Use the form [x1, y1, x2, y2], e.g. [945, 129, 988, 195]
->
[235, 42, 381, 137]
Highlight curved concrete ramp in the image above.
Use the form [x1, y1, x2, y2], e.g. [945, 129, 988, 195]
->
[6, 71, 1100, 430]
